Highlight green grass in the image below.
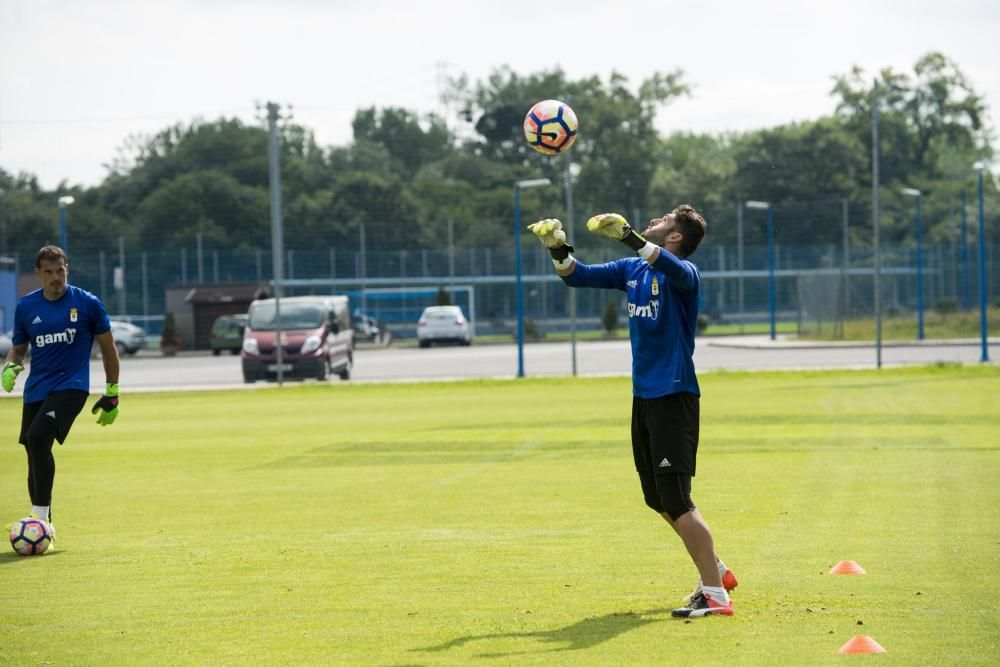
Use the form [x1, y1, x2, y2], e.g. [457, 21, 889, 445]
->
[397, 322, 795, 347]
[701, 321, 800, 337]
[799, 306, 1000, 342]
[2, 366, 998, 665]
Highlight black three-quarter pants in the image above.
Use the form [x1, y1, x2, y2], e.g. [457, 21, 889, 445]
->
[631, 391, 700, 520]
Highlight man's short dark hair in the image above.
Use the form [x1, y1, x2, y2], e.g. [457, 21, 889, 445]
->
[672, 205, 707, 258]
[36, 246, 68, 269]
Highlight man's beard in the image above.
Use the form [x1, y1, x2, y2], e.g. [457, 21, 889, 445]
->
[642, 227, 668, 246]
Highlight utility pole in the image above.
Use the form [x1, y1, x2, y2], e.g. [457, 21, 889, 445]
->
[118, 236, 127, 318]
[872, 80, 883, 369]
[0, 188, 6, 255]
[564, 153, 577, 375]
[261, 101, 288, 385]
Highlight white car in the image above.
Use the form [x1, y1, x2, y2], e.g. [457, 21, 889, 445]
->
[110, 321, 148, 355]
[417, 306, 471, 348]
[92, 320, 148, 358]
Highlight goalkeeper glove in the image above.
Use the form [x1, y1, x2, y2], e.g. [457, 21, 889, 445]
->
[586, 213, 648, 253]
[2, 361, 24, 393]
[527, 218, 574, 261]
[91, 383, 119, 426]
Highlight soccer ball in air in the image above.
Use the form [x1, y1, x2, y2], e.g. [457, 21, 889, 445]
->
[524, 100, 579, 155]
[9, 517, 52, 556]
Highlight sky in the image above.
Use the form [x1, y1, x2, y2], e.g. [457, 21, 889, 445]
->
[1, 0, 998, 190]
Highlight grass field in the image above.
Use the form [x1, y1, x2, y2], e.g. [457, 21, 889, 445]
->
[800, 306, 1000, 342]
[2, 366, 998, 665]
[399, 307, 997, 347]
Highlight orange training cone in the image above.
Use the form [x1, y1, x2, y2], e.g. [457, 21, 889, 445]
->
[830, 560, 866, 575]
[838, 635, 887, 654]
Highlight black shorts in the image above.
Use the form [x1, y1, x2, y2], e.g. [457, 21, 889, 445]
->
[19, 390, 89, 446]
[631, 392, 700, 478]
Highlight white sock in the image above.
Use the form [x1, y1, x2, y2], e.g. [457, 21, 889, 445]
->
[31, 505, 50, 521]
[717, 559, 728, 576]
[702, 585, 729, 604]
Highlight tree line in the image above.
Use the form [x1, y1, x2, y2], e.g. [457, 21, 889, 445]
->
[0, 52, 994, 262]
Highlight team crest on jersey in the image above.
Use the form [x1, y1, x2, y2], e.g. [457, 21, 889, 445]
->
[70, 308, 78, 323]
[651, 278, 659, 296]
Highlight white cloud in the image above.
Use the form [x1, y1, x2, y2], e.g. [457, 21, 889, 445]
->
[1, 0, 997, 188]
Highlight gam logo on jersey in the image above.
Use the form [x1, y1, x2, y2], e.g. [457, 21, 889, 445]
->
[35, 328, 78, 348]
[627, 301, 659, 321]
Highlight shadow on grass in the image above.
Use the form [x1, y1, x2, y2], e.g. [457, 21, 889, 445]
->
[0, 550, 60, 565]
[416, 607, 674, 658]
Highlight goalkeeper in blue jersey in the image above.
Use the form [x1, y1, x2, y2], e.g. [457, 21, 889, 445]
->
[529, 206, 738, 618]
[3, 246, 120, 549]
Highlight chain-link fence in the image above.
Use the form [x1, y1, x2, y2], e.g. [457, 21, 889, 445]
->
[6, 196, 996, 345]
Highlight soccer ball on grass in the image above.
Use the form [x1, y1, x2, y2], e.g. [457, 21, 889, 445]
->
[9, 517, 53, 556]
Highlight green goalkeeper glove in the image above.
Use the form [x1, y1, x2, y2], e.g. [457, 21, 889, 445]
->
[91, 383, 119, 426]
[586, 213, 647, 253]
[527, 218, 574, 260]
[2, 361, 24, 393]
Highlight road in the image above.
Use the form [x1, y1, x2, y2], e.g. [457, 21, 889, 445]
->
[9, 336, 989, 395]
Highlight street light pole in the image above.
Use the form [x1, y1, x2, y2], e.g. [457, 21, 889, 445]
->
[902, 188, 924, 340]
[767, 205, 776, 340]
[264, 101, 286, 385]
[58, 195, 75, 252]
[737, 201, 744, 334]
[841, 198, 850, 332]
[746, 200, 775, 340]
[872, 79, 883, 369]
[514, 178, 552, 378]
[974, 162, 990, 362]
[960, 190, 971, 309]
[0, 187, 6, 255]
[563, 155, 578, 376]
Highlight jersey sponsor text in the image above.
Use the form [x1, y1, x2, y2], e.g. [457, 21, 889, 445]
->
[627, 300, 659, 321]
[35, 328, 78, 348]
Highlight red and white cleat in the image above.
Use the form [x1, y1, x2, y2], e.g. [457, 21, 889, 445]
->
[684, 567, 739, 605]
[722, 568, 739, 592]
[672, 591, 734, 618]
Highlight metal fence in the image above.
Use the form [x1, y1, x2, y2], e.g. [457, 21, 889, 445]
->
[7, 237, 996, 341]
[7, 192, 996, 341]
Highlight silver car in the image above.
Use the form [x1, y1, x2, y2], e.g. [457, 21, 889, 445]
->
[92, 320, 148, 358]
[416, 306, 471, 348]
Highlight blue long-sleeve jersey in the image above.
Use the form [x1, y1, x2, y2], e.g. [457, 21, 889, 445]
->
[562, 251, 701, 398]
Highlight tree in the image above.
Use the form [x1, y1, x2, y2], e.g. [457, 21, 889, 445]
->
[648, 132, 737, 226]
[134, 170, 268, 251]
[831, 52, 994, 240]
[447, 67, 690, 216]
[0, 170, 64, 252]
[352, 107, 452, 176]
[727, 119, 867, 244]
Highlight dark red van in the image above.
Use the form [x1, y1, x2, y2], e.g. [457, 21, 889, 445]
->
[241, 295, 353, 383]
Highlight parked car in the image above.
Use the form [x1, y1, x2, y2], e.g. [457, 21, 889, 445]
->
[210, 314, 248, 356]
[91, 320, 147, 358]
[353, 311, 391, 346]
[112, 321, 147, 355]
[417, 305, 471, 347]
[241, 295, 353, 383]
